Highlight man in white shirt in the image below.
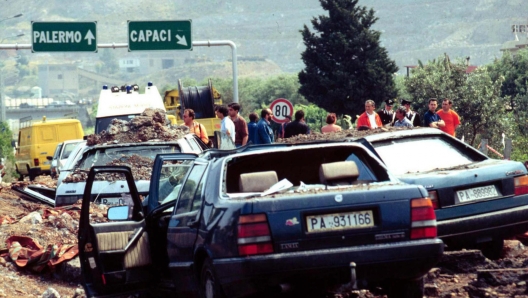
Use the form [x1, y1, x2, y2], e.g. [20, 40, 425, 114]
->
[216, 105, 235, 142]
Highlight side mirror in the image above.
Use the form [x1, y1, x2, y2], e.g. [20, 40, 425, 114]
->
[107, 205, 131, 221]
[46, 156, 53, 161]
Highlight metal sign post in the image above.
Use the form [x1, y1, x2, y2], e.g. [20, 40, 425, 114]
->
[0, 40, 239, 103]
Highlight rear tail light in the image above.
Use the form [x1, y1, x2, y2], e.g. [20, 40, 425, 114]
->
[410, 198, 437, 239]
[427, 190, 439, 209]
[514, 175, 528, 196]
[34, 158, 40, 166]
[237, 214, 274, 256]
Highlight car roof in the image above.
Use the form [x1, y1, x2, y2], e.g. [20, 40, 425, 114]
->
[360, 127, 445, 142]
[62, 139, 84, 145]
[273, 127, 447, 145]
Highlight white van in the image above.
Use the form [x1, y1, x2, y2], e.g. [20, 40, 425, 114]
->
[95, 83, 168, 134]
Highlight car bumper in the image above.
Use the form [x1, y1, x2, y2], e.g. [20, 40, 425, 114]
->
[213, 239, 443, 297]
[438, 203, 528, 245]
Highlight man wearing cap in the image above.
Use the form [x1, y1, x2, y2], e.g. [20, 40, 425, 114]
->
[423, 98, 445, 129]
[436, 98, 460, 137]
[401, 99, 421, 127]
[378, 99, 396, 126]
[356, 100, 383, 130]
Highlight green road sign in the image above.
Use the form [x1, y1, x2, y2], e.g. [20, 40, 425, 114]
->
[128, 20, 192, 51]
[32, 22, 97, 52]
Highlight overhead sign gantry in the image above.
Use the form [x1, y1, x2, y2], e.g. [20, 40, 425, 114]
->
[31, 21, 97, 52]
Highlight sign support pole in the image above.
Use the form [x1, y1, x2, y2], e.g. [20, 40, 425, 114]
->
[0, 40, 239, 103]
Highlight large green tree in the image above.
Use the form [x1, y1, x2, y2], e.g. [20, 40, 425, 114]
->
[488, 49, 528, 136]
[404, 55, 507, 148]
[298, 0, 398, 120]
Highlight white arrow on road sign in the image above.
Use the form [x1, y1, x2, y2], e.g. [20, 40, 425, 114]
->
[84, 30, 95, 45]
[176, 35, 187, 46]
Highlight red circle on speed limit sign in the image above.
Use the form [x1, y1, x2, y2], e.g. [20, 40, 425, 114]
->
[270, 98, 293, 123]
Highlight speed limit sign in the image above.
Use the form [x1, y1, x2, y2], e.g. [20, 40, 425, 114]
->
[270, 98, 293, 123]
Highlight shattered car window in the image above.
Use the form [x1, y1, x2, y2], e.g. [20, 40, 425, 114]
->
[372, 137, 475, 175]
[90, 172, 134, 206]
[78, 145, 180, 171]
[158, 160, 193, 204]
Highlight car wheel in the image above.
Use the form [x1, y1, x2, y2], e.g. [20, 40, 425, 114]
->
[200, 259, 225, 298]
[478, 238, 504, 260]
[16, 166, 24, 181]
[29, 168, 39, 181]
[387, 277, 424, 298]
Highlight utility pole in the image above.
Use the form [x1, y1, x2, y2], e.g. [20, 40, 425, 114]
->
[0, 13, 23, 122]
[0, 70, 4, 122]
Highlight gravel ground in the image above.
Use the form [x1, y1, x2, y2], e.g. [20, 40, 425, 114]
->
[2, 179, 528, 297]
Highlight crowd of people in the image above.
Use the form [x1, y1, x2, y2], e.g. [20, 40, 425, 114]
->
[182, 97, 460, 147]
[356, 97, 460, 137]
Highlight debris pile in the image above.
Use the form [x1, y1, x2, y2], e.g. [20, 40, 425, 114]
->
[3, 181, 528, 296]
[63, 154, 154, 183]
[275, 126, 416, 144]
[86, 108, 188, 145]
[64, 108, 189, 183]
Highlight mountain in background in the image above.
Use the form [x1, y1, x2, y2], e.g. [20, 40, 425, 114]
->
[0, 0, 525, 75]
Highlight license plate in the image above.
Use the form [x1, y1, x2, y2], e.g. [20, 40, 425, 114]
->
[98, 197, 125, 206]
[456, 185, 498, 203]
[306, 210, 374, 233]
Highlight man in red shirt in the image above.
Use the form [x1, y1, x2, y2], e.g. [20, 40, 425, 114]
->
[356, 100, 382, 130]
[436, 98, 460, 137]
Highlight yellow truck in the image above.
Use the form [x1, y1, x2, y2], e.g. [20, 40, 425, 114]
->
[15, 116, 84, 180]
[164, 79, 222, 143]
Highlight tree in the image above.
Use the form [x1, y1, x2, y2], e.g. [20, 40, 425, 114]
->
[298, 0, 398, 120]
[404, 55, 507, 148]
[488, 49, 528, 136]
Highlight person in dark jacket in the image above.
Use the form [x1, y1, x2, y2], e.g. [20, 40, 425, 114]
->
[256, 109, 274, 144]
[247, 112, 259, 145]
[284, 110, 310, 138]
[378, 98, 396, 126]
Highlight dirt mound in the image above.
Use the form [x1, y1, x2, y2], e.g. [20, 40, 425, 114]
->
[64, 108, 189, 183]
[275, 126, 417, 144]
[86, 108, 189, 145]
[63, 154, 155, 182]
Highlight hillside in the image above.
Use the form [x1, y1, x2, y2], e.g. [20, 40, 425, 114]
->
[0, 0, 525, 74]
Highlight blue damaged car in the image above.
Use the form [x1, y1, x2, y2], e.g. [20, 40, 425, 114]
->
[78, 142, 443, 298]
[357, 128, 528, 259]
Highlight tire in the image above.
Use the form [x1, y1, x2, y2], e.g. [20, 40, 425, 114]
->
[387, 277, 424, 298]
[478, 238, 504, 260]
[29, 167, 40, 181]
[16, 166, 24, 181]
[200, 259, 225, 298]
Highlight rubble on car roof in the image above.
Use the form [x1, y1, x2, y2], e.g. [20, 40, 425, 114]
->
[86, 108, 189, 146]
[275, 126, 416, 144]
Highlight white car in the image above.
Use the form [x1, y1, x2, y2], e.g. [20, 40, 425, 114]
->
[48, 139, 84, 179]
[55, 134, 207, 206]
[55, 141, 87, 188]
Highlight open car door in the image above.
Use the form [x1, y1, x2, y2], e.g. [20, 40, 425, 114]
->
[78, 166, 153, 297]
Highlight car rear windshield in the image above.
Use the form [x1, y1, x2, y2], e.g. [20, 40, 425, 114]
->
[372, 136, 477, 175]
[77, 145, 181, 171]
[62, 142, 82, 159]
